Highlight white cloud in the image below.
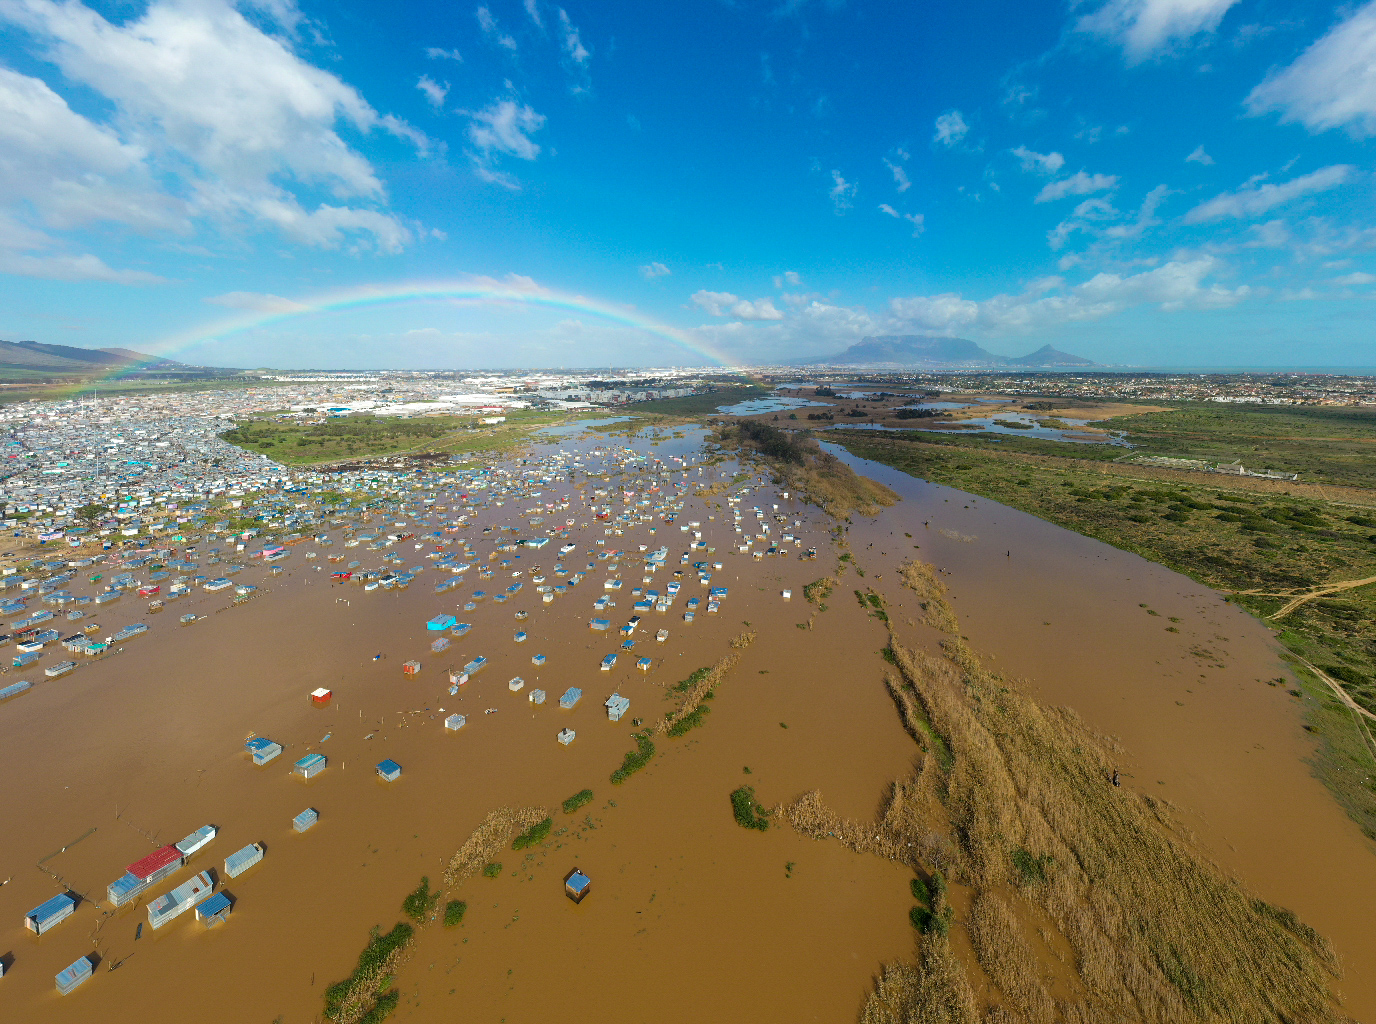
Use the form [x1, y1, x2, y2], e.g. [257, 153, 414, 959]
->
[466, 97, 546, 186]
[1186, 144, 1214, 164]
[772, 271, 802, 289]
[933, 110, 968, 147]
[829, 170, 856, 212]
[640, 261, 670, 279]
[878, 204, 923, 236]
[691, 289, 783, 320]
[1012, 146, 1065, 174]
[557, 8, 589, 63]
[0, 248, 164, 284]
[889, 257, 1248, 333]
[426, 46, 462, 61]
[476, 5, 517, 50]
[0, 0, 419, 261]
[1184, 165, 1355, 222]
[1036, 171, 1119, 202]
[1077, 0, 1241, 63]
[206, 290, 310, 313]
[1247, 3, 1376, 137]
[1333, 271, 1376, 286]
[417, 75, 448, 108]
[523, 0, 543, 29]
[884, 157, 911, 192]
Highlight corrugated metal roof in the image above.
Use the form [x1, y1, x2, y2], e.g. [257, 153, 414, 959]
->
[128, 844, 182, 879]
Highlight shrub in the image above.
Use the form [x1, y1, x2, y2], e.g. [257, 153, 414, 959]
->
[666, 704, 709, 737]
[358, 990, 400, 1024]
[910, 877, 930, 906]
[323, 922, 414, 1020]
[401, 877, 439, 923]
[482, 862, 502, 878]
[443, 900, 467, 928]
[512, 817, 552, 851]
[611, 733, 656, 783]
[730, 786, 770, 830]
[562, 789, 594, 814]
[1012, 847, 1052, 886]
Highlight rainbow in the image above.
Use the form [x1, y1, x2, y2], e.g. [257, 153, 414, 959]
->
[104, 278, 743, 380]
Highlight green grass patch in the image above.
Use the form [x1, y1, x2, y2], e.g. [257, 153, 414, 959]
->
[482, 862, 502, 878]
[730, 785, 770, 830]
[443, 900, 467, 928]
[610, 732, 656, 784]
[401, 876, 439, 924]
[562, 789, 594, 814]
[512, 817, 552, 851]
[666, 704, 710, 737]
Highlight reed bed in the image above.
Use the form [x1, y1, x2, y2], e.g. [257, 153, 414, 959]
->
[655, 637, 752, 735]
[814, 560, 1345, 1023]
[442, 806, 549, 889]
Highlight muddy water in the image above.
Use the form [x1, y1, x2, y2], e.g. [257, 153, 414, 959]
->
[0, 439, 920, 1023]
[825, 442, 1376, 1019]
[6, 428, 1374, 1024]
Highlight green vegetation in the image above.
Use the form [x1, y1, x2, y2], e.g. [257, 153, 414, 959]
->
[401, 876, 440, 923]
[832, 428, 1376, 838]
[610, 732, 656, 784]
[730, 785, 770, 830]
[323, 922, 414, 1021]
[357, 991, 400, 1024]
[670, 666, 710, 692]
[221, 407, 576, 465]
[512, 817, 552, 851]
[481, 862, 502, 878]
[665, 703, 710, 737]
[442, 900, 467, 928]
[561, 789, 594, 814]
[1012, 847, 1053, 886]
[625, 384, 769, 417]
[803, 576, 835, 605]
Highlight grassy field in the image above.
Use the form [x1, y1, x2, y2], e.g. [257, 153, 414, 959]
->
[828, 428, 1376, 838]
[221, 408, 583, 465]
[622, 383, 770, 418]
[1108, 403, 1376, 488]
[0, 373, 267, 405]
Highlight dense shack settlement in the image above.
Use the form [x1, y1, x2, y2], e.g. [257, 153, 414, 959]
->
[0, 376, 1374, 1024]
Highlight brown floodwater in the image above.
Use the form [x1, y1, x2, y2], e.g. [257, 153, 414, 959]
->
[826, 441, 1376, 1020]
[2, 429, 1373, 1023]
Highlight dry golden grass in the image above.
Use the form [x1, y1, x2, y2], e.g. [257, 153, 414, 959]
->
[899, 561, 960, 634]
[778, 448, 900, 518]
[800, 562, 1345, 1023]
[442, 806, 548, 889]
[655, 637, 751, 734]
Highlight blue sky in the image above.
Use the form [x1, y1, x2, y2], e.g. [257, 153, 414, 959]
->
[2, 0, 1375, 368]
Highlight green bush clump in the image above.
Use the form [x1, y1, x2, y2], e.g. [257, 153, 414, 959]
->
[730, 786, 770, 830]
[1012, 847, 1052, 886]
[610, 732, 656, 784]
[671, 667, 710, 693]
[562, 789, 594, 813]
[482, 862, 502, 878]
[666, 704, 709, 737]
[323, 922, 414, 1020]
[358, 990, 400, 1024]
[401, 877, 439, 923]
[443, 900, 467, 928]
[513, 817, 552, 850]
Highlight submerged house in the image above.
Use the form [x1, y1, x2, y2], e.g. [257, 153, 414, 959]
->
[224, 843, 264, 878]
[559, 687, 582, 709]
[605, 693, 630, 721]
[376, 759, 402, 782]
[564, 868, 591, 904]
[55, 955, 92, 995]
[292, 807, 319, 832]
[147, 871, 214, 930]
[246, 737, 282, 765]
[25, 892, 76, 934]
[293, 754, 327, 779]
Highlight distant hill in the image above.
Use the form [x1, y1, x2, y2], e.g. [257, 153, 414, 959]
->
[0, 340, 185, 373]
[803, 335, 1095, 368]
[1005, 344, 1094, 367]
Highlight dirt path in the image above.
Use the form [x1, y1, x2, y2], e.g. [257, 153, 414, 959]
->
[1252, 575, 1376, 619]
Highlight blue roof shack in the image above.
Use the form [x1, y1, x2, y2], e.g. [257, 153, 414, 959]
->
[376, 759, 402, 782]
[564, 867, 591, 904]
[196, 892, 232, 928]
[246, 737, 281, 766]
[426, 614, 456, 631]
[293, 754, 326, 779]
[26, 892, 76, 934]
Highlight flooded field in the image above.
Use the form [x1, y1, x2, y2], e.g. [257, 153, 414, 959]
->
[1, 425, 1372, 1022]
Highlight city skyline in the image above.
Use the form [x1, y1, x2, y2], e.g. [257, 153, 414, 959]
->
[2, 0, 1375, 369]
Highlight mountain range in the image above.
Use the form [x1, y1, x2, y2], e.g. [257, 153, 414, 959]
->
[0, 340, 210, 375]
[802, 336, 1095, 368]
